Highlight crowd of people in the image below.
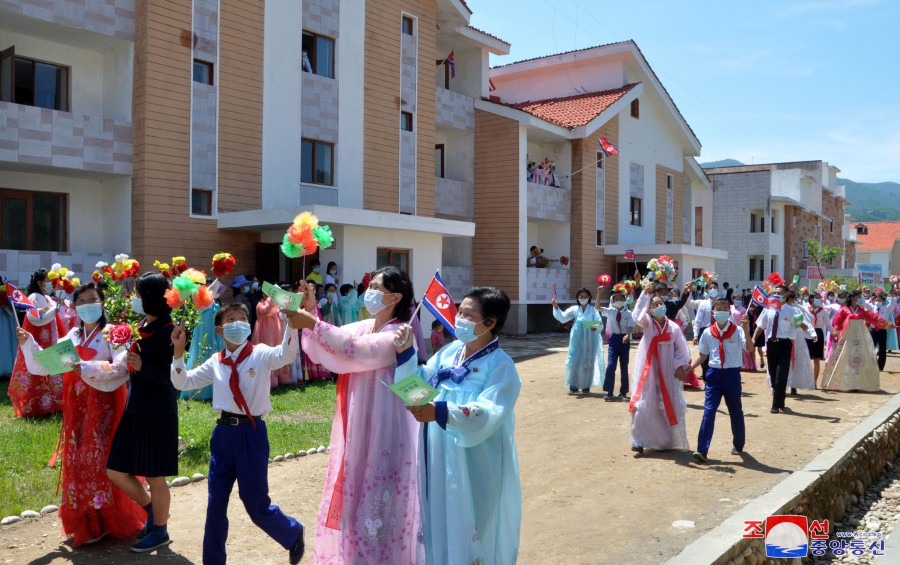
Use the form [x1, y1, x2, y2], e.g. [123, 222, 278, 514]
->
[550, 272, 897, 463]
[1, 262, 522, 564]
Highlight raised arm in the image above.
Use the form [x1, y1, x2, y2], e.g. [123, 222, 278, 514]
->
[301, 320, 397, 374]
[552, 305, 577, 324]
[633, 288, 653, 329]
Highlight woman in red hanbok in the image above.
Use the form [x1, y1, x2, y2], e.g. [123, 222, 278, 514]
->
[821, 291, 891, 392]
[18, 282, 144, 545]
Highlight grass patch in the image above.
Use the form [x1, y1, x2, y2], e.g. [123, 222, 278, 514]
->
[0, 378, 335, 517]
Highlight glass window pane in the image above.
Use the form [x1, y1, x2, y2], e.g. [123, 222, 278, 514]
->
[315, 143, 332, 185]
[2, 197, 27, 250]
[376, 250, 390, 269]
[395, 252, 408, 272]
[301, 140, 314, 183]
[316, 37, 334, 79]
[33, 62, 61, 110]
[14, 58, 33, 105]
[191, 189, 211, 215]
[31, 192, 64, 251]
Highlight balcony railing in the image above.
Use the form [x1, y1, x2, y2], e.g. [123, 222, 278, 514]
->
[527, 266, 570, 302]
[0, 102, 132, 175]
[435, 177, 474, 219]
[527, 181, 570, 222]
[435, 88, 474, 131]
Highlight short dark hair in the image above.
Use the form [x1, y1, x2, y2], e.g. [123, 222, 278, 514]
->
[464, 286, 510, 336]
[324, 283, 337, 293]
[372, 266, 415, 323]
[713, 297, 731, 310]
[431, 319, 442, 330]
[215, 302, 250, 326]
[707, 281, 719, 289]
[311, 260, 321, 268]
[136, 272, 171, 318]
[574, 287, 592, 303]
[72, 283, 107, 338]
[844, 290, 862, 308]
[776, 284, 791, 294]
[340, 283, 353, 296]
[27, 268, 48, 296]
[327, 261, 337, 270]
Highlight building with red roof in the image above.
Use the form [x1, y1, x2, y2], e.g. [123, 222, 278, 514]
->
[855, 221, 900, 281]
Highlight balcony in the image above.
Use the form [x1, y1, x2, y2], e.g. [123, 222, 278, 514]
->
[527, 181, 570, 222]
[0, 102, 132, 175]
[435, 177, 474, 219]
[1, 0, 136, 41]
[527, 266, 570, 302]
[436, 88, 474, 131]
[440, 266, 473, 300]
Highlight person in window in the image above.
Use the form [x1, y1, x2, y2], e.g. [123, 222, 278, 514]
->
[302, 50, 313, 73]
[8, 268, 65, 417]
[527, 246, 547, 268]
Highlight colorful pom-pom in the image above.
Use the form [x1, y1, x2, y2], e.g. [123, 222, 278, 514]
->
[281, 233, 305, 258]
[164, 288, 185, 308]
[292, 211, 319, 229]
[312, 225, 334, 248]
[212, 252, 236, 277]
[193, 285, 214, 310]
[598, 274, 612, 286]
[172, 274, 199, 300]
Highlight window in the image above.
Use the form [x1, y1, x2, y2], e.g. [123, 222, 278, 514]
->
[301, 139, 334, 186]
[666, 173, 673, 190]
[792, 214, 797, 228]
[596, 230, 604, 246]
[400, 111, 413, 132]
[401, 16, 414, 36]
[434, 144, 444, 178]
[0, 47, 69, 111]
[596, 151, 604, 169]
[791, 257, 797, 270]
[630, 197, 642, 226]
[377, 248, 410, 272]
[771, 210, 779, 234]
[750, 212, 757, 232]
[802, 240, 809, 259]
[830, 218, 834, 233]
[0, 189, 67, 251]
[692, 268, 702, 281]
[750, 210, 767, 233]
[694, 207, 703, 246]
[193, 59, 213, 85]
[770, 256, 777, 275]
[191, 189, 213, 216]
[630, 98, 639, 119]
[301, 32, 335, 79]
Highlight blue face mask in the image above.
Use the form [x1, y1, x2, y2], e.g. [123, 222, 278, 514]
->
[651, 305, 667, 318]
[313, 267, 321, 274]
[44, 282, 53, 293]
[363, 289, 388, 314]
[455, 317, 487, 344]
[251, 282, 259, 290]
[713, 311, 730, 324]
[222, 321, 252, 346]
[327, 292, 337, 300]
[131, 296, 145, 316]
[76, 303, 103, 324]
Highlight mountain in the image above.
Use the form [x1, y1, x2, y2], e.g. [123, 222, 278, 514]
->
[699, 160, 900, 221]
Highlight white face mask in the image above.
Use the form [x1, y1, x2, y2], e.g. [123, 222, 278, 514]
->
[578, 297, 590, 306]
[363, 289, 391, 314]
[707, 289, 719, 299]
[613, 300, 625, 310]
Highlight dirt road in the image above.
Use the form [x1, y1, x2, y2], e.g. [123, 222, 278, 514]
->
[2, 340, 899, 564]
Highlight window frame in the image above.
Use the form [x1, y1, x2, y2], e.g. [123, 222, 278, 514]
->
[596, 229, 604, 247]
[1, 48, 71, 112]
[301, 31, 336, 79]
[630, 98, 640, 119]
[401, 16, 415, 36]
[301, 138, 335, 187]
[192, 59, 214, 85]
[401, 111, 414, 132]
[694, 206, 703, 246]
[630, 196, 642, 226]
[434, 144, 445, 179]
[190, 188, 214, 217]
[666, 173, 673, 190]
[376, 247, 411, 273]
[0, 188, 68, 251]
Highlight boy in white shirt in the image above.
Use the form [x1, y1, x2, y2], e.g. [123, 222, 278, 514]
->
[688, 298, 750, 462]
[692, 281, 721, 377]
[599, 286, 635, 400]
[170, 303, 307, 565]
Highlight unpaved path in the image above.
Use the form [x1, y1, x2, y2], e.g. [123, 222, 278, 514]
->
[2, 341, 899, 564]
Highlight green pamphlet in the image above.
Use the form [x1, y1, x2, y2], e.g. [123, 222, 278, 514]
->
[793, 313, 805, 328]
[792, 274, 800, 285]
[389, 374, 440, 406]
[33, 339, 80, 375]
[262, 282, 304, 311]
[583, 320, 603, 329]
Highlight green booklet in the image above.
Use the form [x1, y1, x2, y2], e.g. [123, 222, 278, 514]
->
[262, 282, 304, 311]
[583, 320, 603, 328]
[389, 374, 441, 406]
[793, 313, 805, 328]
[33, 339, 80, 375]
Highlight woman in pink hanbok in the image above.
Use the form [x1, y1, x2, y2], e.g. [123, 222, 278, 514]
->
[629, 283, 692, 454]
[299, 267, 424, 564]
[671, 291, 701, 388]
[253, 292, 292, 387]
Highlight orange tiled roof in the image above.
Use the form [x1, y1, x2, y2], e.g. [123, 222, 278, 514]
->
[856, 221, 900, 251]
[509, 84, 638, 128]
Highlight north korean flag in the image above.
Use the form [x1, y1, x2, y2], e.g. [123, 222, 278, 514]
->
[598, 136, 619, 157]
[4, 280, 40, 315]
[752, 285, 782, 310]
[422, 271, 458, 338]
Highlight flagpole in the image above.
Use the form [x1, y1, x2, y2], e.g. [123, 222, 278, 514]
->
[559, 156, 604, 182]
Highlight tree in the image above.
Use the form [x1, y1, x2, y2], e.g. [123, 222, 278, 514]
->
[806, 238, 843, 280]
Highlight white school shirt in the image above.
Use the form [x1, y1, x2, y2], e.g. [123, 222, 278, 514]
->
[806, 304, 831, 333]
[875, 297, 894, 321]
[600, 306, 635, 334]
[698, 322, 746, 369]
[170, 325, 299, 418]
[692, 298, 713, 335]
[755, 305, 803, 341]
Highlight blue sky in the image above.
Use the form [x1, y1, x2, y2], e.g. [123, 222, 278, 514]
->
[469, 0, 900, 183]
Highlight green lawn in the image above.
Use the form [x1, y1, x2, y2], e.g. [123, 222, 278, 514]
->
[0, 378, 335, 518]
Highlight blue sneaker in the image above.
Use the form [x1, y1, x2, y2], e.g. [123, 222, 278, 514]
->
[137, 516, 153, 540]
[130, 527, 171, 553]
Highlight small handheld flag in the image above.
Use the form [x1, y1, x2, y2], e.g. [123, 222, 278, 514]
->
[598, 137, 618, 157]
[624, 249, 635, 260]
[552, 283, 557, 302]
[422, 271, 458, 338]
[752, 285, 782, 310]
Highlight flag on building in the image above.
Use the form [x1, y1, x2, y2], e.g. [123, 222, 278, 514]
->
[752, 285, 782, 310]
[625, 249, 635, 260]
[598, 137, 618, 157]
[5, 280, 39, 314]
[422, 271, 457, 337]
[446, 50, 456, 78]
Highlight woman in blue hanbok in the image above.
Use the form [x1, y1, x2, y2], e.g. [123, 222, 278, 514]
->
[0, 294, 17, 377]
[552, 287, 605, 394]
[394, 286, 521, 565]
[179, 283, 225, 401]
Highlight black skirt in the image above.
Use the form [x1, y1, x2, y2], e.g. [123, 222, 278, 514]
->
[806, 329, 825, 360]
[107, 411, 179, 477]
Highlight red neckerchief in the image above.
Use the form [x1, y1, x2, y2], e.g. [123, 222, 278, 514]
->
[808, 305, 822, 328]
[709, 321, 737, 367]
[218, 343, 257, 429]
[629, 318, 678, 425]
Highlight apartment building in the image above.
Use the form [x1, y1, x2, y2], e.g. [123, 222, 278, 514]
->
[705, 161, 857, 289]
[855, 221, 900, 281]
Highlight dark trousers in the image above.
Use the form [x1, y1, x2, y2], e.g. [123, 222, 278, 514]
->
[697, 326, 710, 377]
[604, 333, 630, 395]
[871, 329, 887, 371]
[696, 367, 745, 455]
[766, 339, 793, 410]
[203, 420, 303, 565]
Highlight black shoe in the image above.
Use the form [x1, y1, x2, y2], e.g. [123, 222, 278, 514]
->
[631, 444, 643, 454]
[770, 408, 780, 414]
[581, 388, 590, 394]
[692, 451, 708, 463]
[790, 388, 797, 396]
[289, 526, 305, 565]
[568, 387, 578, 395]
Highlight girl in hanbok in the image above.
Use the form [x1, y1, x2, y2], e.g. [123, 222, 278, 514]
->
[783, 293, 817, 394]
[254, 290, 292, 387]
[180, 281, 224, 401]
[17, 282, 145, 545]
[551, 287, 605, 394]
[8, 268, 65, 416]
[394, 286, 521, 565]
[672, 291, 702, 387]
[338, 283, 362, 325]
[822, 291, 891, 392]
[0, 284, 17, 377]
[319, 283, 342, 326]
[629, 283, 692, 454]
[296, 267, 425, 564]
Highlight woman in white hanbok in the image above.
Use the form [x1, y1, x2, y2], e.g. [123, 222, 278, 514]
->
[784, 294, 817, 393]
[628, 284, 692, 454]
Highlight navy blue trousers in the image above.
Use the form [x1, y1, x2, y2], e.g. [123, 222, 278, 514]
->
[696, 367, 745, 455]
[203, 420, 303, 565]
[603, 333, 630, 394]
